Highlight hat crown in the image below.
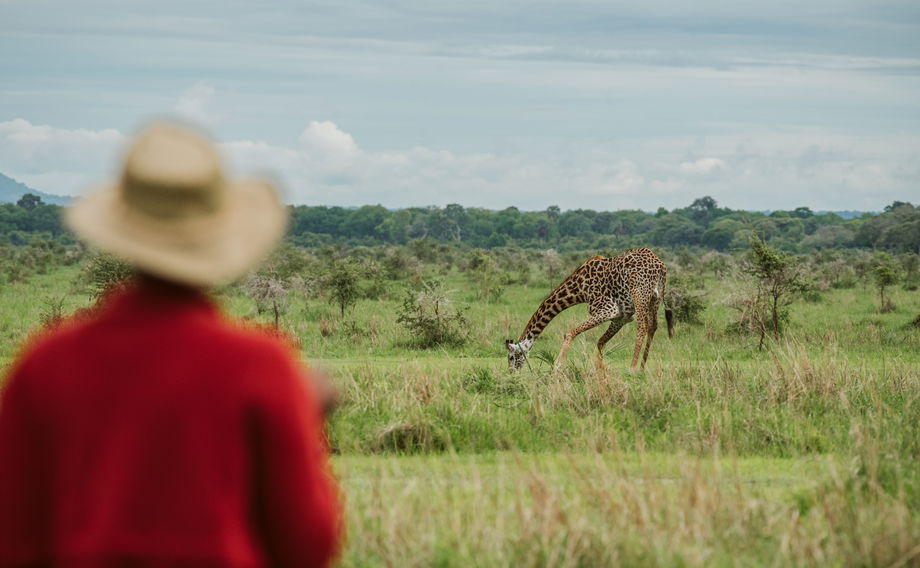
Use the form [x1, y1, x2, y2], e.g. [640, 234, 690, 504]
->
[67, 119, 286, 287]
[121, 124, 225, 219]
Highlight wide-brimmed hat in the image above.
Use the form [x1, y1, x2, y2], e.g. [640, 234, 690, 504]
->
[67, 121, 287, 286]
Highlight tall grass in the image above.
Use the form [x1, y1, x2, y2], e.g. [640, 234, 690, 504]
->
[324, 342, 920, 458]
[336, 447, 919, 567]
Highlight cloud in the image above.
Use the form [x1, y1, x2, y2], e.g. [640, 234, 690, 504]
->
[1, 117, 918, 212]
[679, 157, 728, 174]
[174, 82, 219, 125]
[0, 119, 124, 195]
[298, 121, 360, 166]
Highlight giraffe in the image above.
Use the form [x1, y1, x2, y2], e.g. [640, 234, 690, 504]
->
[505, 248, 674, 372]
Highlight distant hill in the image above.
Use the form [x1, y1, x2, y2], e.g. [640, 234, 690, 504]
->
[0, 173, 71, 206]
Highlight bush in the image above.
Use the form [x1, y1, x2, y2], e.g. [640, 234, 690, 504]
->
[85, 252, 133, 298]
[242, 272, 289, 326]
[372, 419, 449, 453]
[323, 257, 363, 317]
[665, 286, 707, 324]
[396, 280, 469, 348]
[872, 252, 900, 312]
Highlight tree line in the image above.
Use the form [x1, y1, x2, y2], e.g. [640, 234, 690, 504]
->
[3, 193, 920, 254]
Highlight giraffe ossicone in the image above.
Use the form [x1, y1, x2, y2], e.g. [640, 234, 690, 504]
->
[505, 248, 674, 372]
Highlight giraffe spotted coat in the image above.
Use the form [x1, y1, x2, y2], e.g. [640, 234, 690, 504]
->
[505, 248, 674, 371]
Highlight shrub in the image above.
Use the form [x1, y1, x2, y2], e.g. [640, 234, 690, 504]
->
[372, 419, 449, 453]
[872, 252, 900, 312]
[323, 257, 363, 317]
[740, 235, 811, 341]
[396, 280, 469, 348]
[464, 250, 507, 302]
[39, 296, 67, 328]
[242, 272, 289, 327]
[85, 252, 133, 298]
[665, 286, 707, 324]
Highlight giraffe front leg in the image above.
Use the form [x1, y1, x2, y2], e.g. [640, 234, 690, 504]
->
[555, 315, 607, 372]
[595, 318, 627, 375]
[555, 335, 574, 371]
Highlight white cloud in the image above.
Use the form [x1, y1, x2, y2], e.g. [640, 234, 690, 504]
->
[299, 121, 360, 165]
[174, 82, 219, 125]
[574, 161, 645, 197]
[0, 119, 124, 195]
[679, 157, 728, 174]
[1, 117, 918, 212]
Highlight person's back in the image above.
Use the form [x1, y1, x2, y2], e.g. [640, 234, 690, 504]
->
[0, 122, 342, 567]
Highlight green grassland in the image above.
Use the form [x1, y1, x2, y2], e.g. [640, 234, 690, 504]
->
[2, 255, 920, 566]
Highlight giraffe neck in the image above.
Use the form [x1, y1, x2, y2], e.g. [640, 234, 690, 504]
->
[517, 280, 582, 346]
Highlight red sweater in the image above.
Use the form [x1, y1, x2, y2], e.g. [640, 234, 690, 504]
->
[0, 279, 341, 567]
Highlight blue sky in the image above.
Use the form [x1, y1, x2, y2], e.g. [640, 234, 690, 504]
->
[1, 0, 918, 211]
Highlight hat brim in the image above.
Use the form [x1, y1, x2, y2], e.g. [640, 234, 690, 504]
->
[66, 179, 287, 287]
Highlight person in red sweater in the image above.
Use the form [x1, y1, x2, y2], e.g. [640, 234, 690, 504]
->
[0, 122, 342, 567]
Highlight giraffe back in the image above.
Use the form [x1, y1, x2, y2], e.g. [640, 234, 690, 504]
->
[584, 248, 667, 315]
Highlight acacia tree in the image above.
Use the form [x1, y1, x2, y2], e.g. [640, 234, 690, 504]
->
[324, 257, 363, 317]
[740, 236, 811, 347]
[872, 252, 899, 312]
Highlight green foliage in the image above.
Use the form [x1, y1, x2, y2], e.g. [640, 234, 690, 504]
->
[856, 201, 920, 252]
[738, 235, 813, 346]
[872, 252, 900, 312]
[323, 257, 364, 317]
[1, 237, 80, 282]
[463, 249, 507, 302]
[4, 196, 920, 255]
[39, 295, 66, 328]
[396, 280, 469, 348]
[85, 252, 133, 298]
[900, 253, 920, 290]
[664, 279, 707, 324]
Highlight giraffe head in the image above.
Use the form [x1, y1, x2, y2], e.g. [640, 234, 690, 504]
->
[504, 338, 531, 370]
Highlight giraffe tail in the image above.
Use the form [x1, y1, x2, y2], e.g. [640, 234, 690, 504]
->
[658, 271, 675, 339]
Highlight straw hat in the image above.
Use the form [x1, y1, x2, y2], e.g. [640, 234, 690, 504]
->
[67, 121, 287, 286]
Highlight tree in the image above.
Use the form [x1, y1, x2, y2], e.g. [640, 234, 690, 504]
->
[689, 196, 718, 224]
[650, 214, 702, 246]
[872, 252, 899, 312]
[791, 206, 814, 219]
[342, 204, 388, 240]
[396, 280, 469, 348]
[16, 193, 42, 211]
[323, 257, 363, 317]
[740, 235, 811, 346]
[702, 218, 744, 250]
[800, 225, 855, 250]
[558, 210, 594, 238]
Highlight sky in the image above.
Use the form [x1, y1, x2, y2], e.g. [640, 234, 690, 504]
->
[1, 0, 919, 212]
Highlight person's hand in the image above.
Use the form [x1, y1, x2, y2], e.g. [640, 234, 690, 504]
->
[306, 369, 340, 418]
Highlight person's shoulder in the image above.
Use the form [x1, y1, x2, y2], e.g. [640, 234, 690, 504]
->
[207, 320, 312, 400]
[203, 318, 304, 382]
[213, 318, 298, 355]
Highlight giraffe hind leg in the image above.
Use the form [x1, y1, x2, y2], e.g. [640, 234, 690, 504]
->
[640, 304, 660, 370]
[630, 321, 647, 370]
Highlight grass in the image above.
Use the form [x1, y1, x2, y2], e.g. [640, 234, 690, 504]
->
[1, 259, 919, 566]
[335, 451, 919, 567]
